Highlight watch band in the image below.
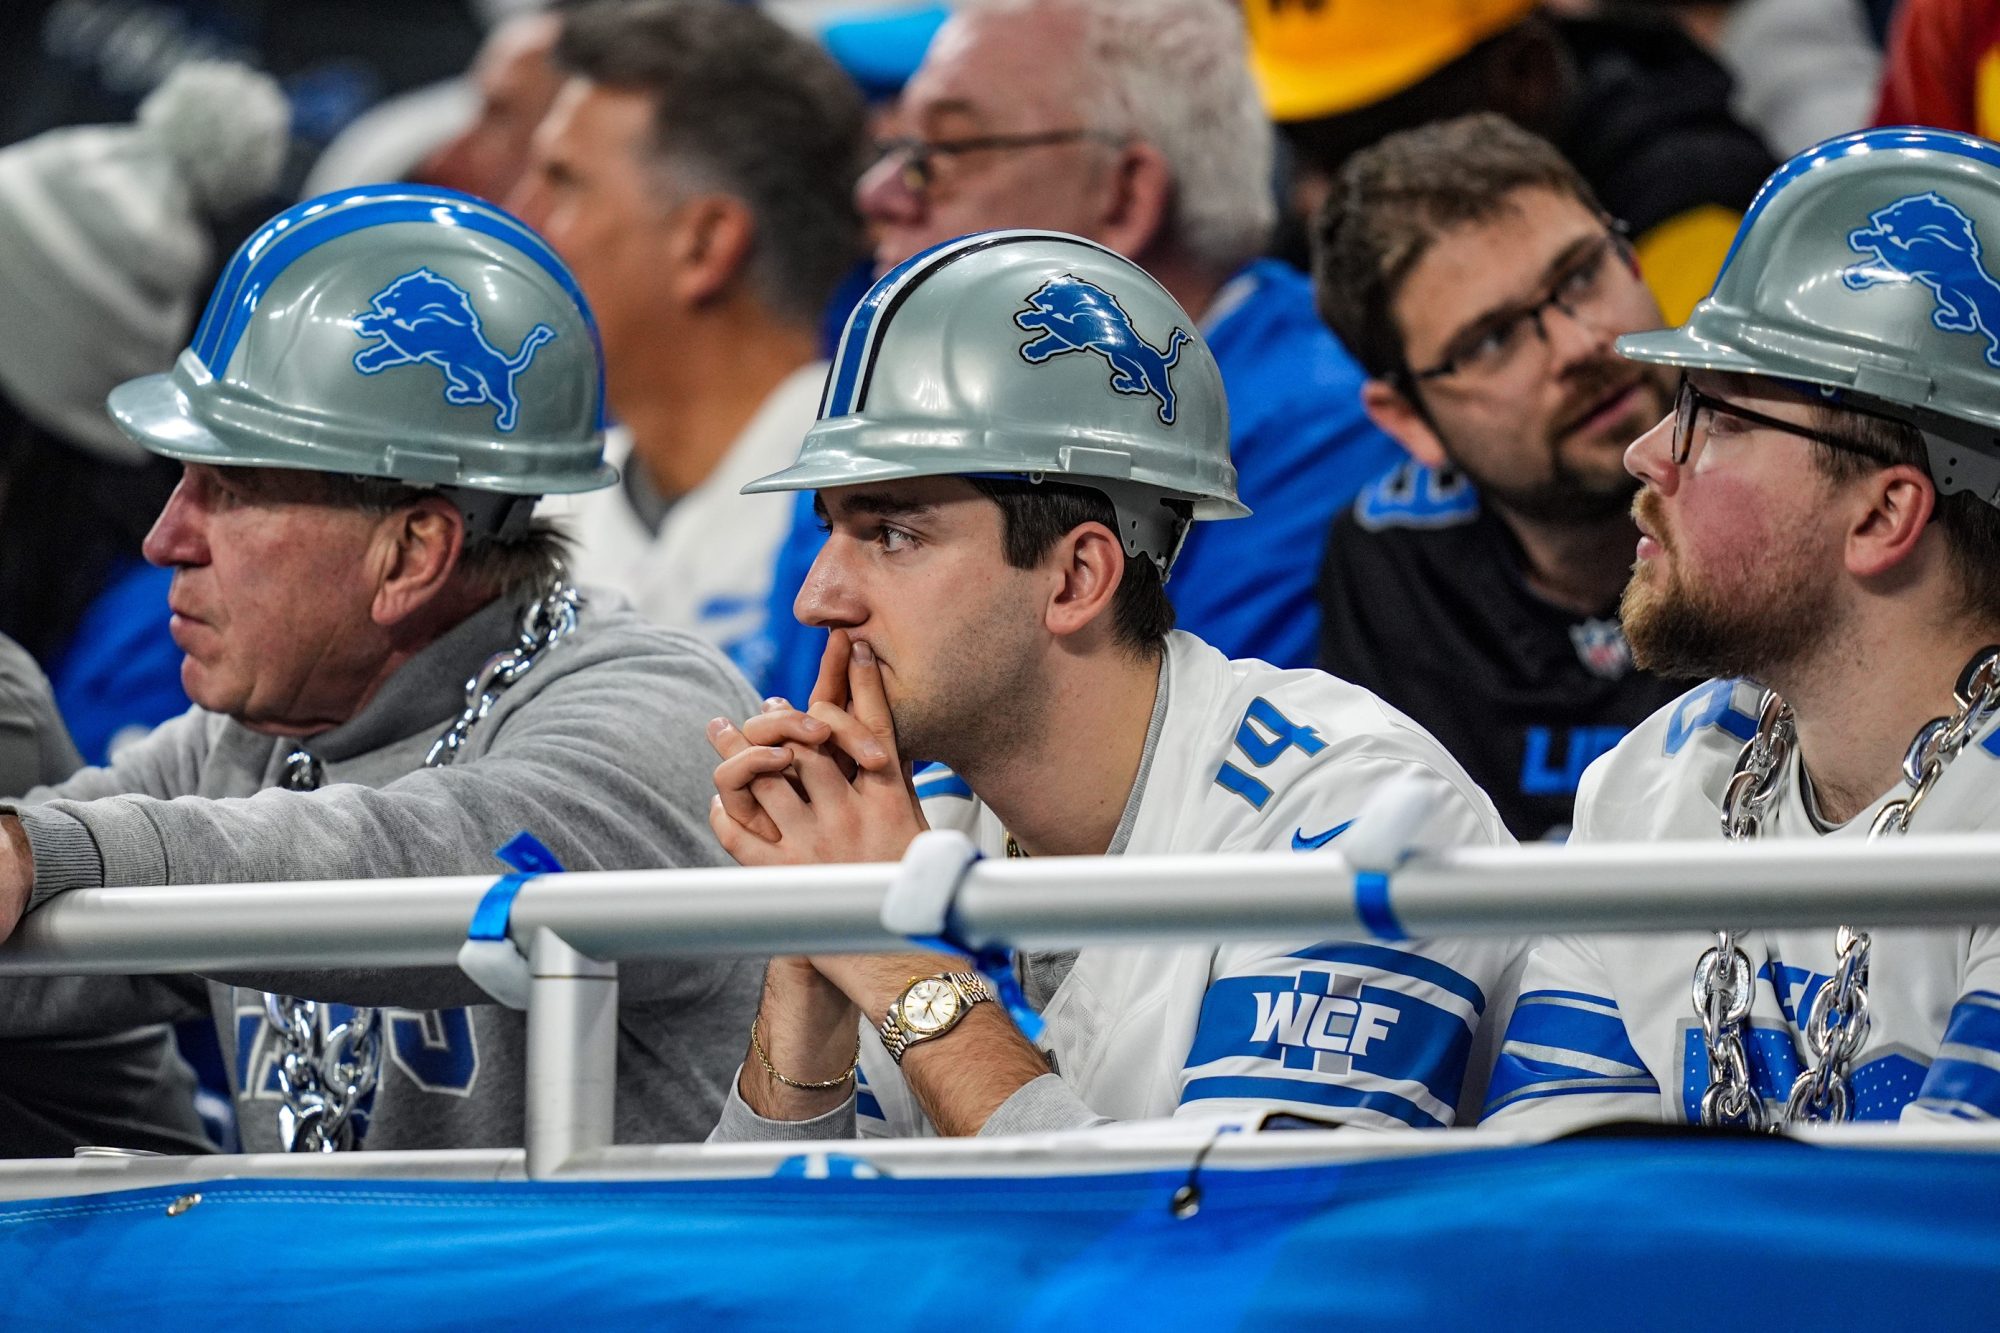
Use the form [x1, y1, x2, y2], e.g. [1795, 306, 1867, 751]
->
[880, 970, 994, 1064]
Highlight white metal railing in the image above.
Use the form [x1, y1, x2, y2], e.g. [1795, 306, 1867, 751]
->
[2, 834, 1999, 1194]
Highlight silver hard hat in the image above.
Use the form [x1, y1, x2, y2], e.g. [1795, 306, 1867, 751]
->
[1618, 127, 2000, 506]
[744, 229, 1245, 575]
[109, 184, 613, 518]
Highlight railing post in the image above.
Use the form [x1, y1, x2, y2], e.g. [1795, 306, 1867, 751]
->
[525, 927, 618, 1179]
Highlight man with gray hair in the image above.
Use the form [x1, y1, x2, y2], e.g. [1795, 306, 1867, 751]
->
[517, 0, 868, 671]
[745, 0, 1402, 703]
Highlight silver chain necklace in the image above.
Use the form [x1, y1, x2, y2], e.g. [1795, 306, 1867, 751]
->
[262, 574, 583, 1152]
[1697, 646, 2000, 1130]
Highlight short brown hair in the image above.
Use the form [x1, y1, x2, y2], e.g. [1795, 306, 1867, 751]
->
[1312, 112, 1605, 381]
[1809, 407, 2000, 628]
[966, 477, 1178, 653]
[555, 0, 867, 325]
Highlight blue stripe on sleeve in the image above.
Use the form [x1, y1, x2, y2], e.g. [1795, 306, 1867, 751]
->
[1285, 942, 1487, 1014]
[1914, 1058, 2000, 1119]
[1916, 995, 2000, 1118]
[1180, 1075, 1444, 1129]
[856, 1089, 884, 1123]
[1939, 992, 2000, 1054]
[1501, 992, 1649, 1068]
[1482, 990, 1658, 1116]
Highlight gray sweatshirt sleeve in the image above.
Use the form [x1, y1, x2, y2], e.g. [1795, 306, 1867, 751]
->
[0, 633, 83, 798]
[707, 1072, 859, 1143]
[977, 1072, 1112, 1137]
[7, 630, 759, 1010]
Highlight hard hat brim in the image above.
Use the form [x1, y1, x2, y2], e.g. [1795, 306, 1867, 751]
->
[107, 372, 241, 468]
[742, 442, 1251, 520]
[1614, 326, 1769, 376]
[108, 371, 619, 495]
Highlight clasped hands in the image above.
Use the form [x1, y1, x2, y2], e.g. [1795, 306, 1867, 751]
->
[707, 628, 929, 868]
[708, 630, 957, 1103]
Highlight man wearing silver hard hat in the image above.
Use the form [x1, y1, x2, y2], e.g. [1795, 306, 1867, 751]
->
[0, 186, 762, 1156]
[1485, 128, 2000, 1133]
[706, 231, 1525, 1140]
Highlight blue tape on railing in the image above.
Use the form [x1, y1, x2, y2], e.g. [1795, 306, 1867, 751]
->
[466, 832, 565, 942]
[904, 849, 1045, 1042]
[1354, 870, 1408, 942]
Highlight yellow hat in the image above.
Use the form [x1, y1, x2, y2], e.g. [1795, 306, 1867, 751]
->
[1245, 0, 1539, 123]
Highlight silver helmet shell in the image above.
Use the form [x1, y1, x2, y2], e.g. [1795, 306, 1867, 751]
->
[109, 184, 613, 499]
[745, 230, 1246, 574]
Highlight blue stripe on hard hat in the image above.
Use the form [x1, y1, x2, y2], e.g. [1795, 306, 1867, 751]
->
[1716, 127, 2000, 284]
[821, 230, 1130, 420]
[821, 233, 993, 420]
[190, 185, 607, 427]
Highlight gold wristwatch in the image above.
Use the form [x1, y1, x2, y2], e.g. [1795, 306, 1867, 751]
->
[879, 971, 994, 1064]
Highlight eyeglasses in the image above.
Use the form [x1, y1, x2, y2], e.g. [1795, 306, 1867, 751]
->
[872, 129, 1123, 197]
[1669, 375, 1905, 467]
[1407, 226, 1638, 385]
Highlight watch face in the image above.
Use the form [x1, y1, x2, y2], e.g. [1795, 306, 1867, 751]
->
[901, 978, 962, 1036]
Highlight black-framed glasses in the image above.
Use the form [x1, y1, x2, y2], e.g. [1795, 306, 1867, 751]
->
[1670, 375, 1904, 466]
[873, 129, 1123, 197]
[1407, 225, 1636, 385]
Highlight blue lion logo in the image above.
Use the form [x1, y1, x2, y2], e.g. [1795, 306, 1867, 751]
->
[351, 268, 556, 431]
[1014, 275, 1189, 425]
[1841, 191, 2000, 368]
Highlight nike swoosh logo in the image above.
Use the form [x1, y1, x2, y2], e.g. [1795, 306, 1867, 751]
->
[1291, 819, 1355, 851]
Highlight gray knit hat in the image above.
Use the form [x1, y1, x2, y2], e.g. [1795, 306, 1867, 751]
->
[0, 62, 289, 463]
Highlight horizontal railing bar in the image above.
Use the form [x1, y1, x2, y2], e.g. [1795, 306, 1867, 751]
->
[1, 835, 1998, 975]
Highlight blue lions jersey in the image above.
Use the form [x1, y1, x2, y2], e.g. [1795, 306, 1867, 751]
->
[1484, 679, 2000, 1129]
[744, 259, 1403, 702]
[851, 631, 1525, 1135]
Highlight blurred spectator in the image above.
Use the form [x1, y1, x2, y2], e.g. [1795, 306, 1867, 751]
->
[307, 9, 564, 201]
[746, 0, 1403, 703]
[1875, 0, 2000, 137]
[1664, 0, 1881, 156]
[1312, 115, 1685, 840]
[519, 0, 867, 664]
[0, 61, 289, 762]
[417, 12, 562, 200]
[0, 0, 491, 203]
[1247, 0, 1776, 324]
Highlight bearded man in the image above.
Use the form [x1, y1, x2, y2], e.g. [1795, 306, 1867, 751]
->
[1484, 128, 2000, 1130]
[1312, 114, 1682, 840]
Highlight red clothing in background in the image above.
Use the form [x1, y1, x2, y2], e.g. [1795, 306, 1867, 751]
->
[1875, 0, 2000, 137]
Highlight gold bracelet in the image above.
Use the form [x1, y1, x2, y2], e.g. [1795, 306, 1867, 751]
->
[749, 1015, 860, 1091]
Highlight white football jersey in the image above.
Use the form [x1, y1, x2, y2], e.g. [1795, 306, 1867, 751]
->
[1484, 678, 2000, 1129]
[855, 631, 1526, 1136]
[541, 363, 823, 661]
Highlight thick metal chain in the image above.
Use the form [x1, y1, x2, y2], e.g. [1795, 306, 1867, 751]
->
[261, 574, 583, 1152]
[1698, 647, 2000, 1129]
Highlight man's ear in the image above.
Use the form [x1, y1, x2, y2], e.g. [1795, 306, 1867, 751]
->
[371, 497, 466, 627]
[1095, 142, 1174, 263]
[1361, 378, 1450, 471]
[1043, 521, 1126, 641]
[1847, 465, 1938, 582]
[668, 194, 758, 306]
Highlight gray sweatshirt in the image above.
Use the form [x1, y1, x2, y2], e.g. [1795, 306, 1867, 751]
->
[2, 592, 766, 1153]
[0, 633, 216, 1156]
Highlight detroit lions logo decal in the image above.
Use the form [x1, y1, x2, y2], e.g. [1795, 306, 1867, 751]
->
[1014, 275, 1189, 424]
[351, 268, 556, 431]
[1841, 191, 2000, 368]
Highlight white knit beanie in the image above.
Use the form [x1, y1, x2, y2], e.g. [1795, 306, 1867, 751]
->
[0, 62, 289, 464]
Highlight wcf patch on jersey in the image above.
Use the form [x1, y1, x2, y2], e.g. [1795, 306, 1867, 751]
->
[1186, 966, 1415, 1078]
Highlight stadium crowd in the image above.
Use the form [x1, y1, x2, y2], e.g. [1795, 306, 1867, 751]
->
[0, 0, 1994, 1155]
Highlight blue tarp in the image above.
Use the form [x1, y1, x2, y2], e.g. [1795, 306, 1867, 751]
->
[1, 1138, 1992, 1329]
